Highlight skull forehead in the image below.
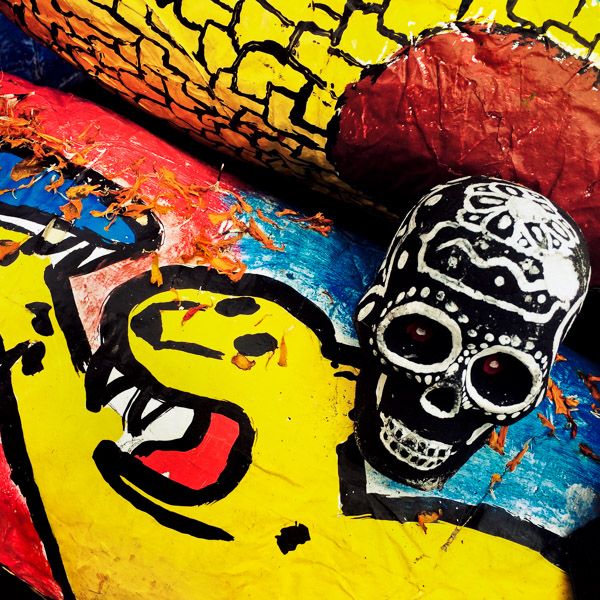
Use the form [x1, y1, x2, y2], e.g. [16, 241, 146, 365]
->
[377, 178, 588, 327]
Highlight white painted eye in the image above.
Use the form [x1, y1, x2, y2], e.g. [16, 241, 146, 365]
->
[376, 301, 462, 374]
[465, 345, 543, 414]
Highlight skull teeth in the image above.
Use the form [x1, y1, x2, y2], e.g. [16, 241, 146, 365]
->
[379, 414, 456, 471]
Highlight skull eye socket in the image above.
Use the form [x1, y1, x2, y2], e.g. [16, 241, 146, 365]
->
[469, 352, 533, 408]
[383, 314, 453, 366]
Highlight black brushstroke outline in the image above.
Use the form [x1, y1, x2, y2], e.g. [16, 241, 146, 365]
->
[0, 150, 162, 596]
[337, 436, 568, 568]
[0, 337, 76, 600]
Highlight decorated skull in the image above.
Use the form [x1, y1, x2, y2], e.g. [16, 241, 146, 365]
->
[353, 176, 590, 491]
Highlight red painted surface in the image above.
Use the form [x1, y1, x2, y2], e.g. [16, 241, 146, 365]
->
[136, 413, 240, 489]
[333, 23, 600, 285]
[0, 430, 63, 600]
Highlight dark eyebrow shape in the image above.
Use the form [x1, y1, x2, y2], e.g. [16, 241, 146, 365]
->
[214, 297, 260, 317]
[130, 302, 224, 360]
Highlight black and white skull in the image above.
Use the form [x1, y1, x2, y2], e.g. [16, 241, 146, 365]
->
[353, 176, 590, 491]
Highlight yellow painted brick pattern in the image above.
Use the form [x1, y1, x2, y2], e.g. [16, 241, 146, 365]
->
[203, 24, 238, 75]
[384, 0, 461, 38]
[0, 0, 599, 207]
[236, 0, 292, 48]
[303, 87, 335, 131]
[265, 0, 332, 25]
[179, 0, 231, 27]
[566, 1, 600, 39]
[236, 51, 307, 99]
[337, 11, 403, 65]
[507, 0, 580, 26]
[293, 32, 362, 96]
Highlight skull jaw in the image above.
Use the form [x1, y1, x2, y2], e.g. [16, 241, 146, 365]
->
[353, 371, 492, 491]
[354, 411, 491, 491]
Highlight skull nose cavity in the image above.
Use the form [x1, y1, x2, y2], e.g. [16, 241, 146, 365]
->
[420, 386, 460, 419]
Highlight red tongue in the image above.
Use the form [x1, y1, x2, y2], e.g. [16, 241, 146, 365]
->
[135, 413, 239, 489]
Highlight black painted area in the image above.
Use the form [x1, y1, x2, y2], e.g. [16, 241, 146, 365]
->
[214, 296, 260, 317]
[0, 340, 76, 599]
[276, 523, 311, 555]
[568, 517, 600, 600]
[21, 342, 45, 376]
[25, 302, 54, 337]
[456, 0, 474, 20]
[337, 436, 568, 568]
[234, 333, 277, 356]
[0, 565, 47, 600]
[130, 302, 225, 360]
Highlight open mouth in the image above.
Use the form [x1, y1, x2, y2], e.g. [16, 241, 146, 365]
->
[379, 413, 456, 471]
[107, 384, 242, 491]
[86, 360, 255, 540]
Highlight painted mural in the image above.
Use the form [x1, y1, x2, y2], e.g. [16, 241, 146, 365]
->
[2, 1, 600, 289]
[0, 72, 599, 600]
[0, 1, 600, 598]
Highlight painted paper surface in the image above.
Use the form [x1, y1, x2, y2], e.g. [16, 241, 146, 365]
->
[0, 74, 597, 599]
[2, 1, 600, 286]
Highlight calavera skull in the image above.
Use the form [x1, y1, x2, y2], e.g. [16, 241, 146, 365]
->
[353, 176, 590, 491]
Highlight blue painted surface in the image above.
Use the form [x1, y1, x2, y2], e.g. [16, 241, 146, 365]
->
[0, 151, 135, 244]
[0, 14, 86, 89]
[226, 189, 385, 346]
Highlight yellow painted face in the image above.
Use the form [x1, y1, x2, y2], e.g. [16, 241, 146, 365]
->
[0, 228, 572, 600]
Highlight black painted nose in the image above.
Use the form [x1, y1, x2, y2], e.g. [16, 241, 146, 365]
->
[421, 386, 459, 417]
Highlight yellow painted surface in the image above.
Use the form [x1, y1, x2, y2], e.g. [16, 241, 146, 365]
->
[337, 11, 402, 65]
[236, 0, 292, 48]
[203, 23, 238, 75]
[237, 51, 307, 99]
[1, 0, 597, 200]
[384, 0, 461, 37]
[0, 228, 574, 599]
[179, 0, 231, 27]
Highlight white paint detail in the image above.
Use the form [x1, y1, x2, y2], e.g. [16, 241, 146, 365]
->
[375, 372, 387, 409]
[0, 215, 45, 234]
[380, 413, 456, 470]
[77, 246, 114, 268]
[356, 301, 376, 323]
[466, 423, 493, 445]
[106, 367, 124, 385]
[420, 385, 460, 419]
[466, 345, 542, 414]
[376, 301, 462, 374]
[397, 250, 409, 269]
[141, 398, 164, 419]
[107, 388, 138, 418]
[118, 405, 195, 453]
